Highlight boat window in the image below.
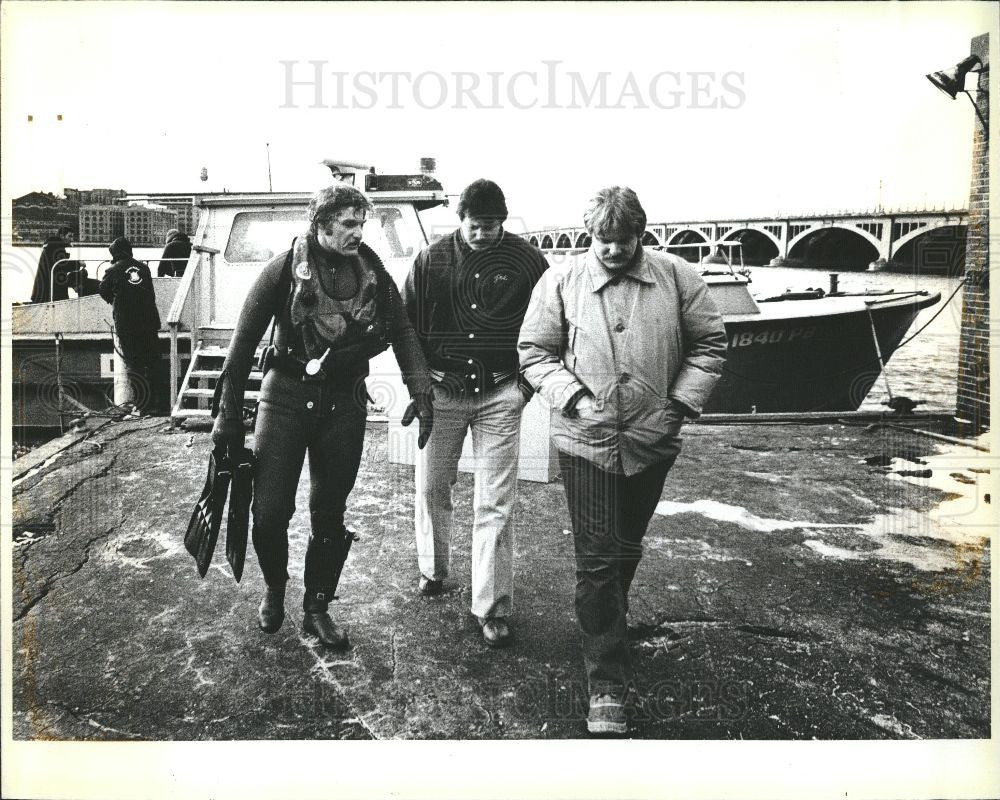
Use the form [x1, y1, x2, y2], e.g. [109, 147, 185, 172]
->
[225, 205, 424, 265]
[364, 205, 422, 261]
[225, 210, 307, 263]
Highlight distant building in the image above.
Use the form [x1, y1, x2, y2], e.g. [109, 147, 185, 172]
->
[123, 205, 178, 247]
[121, 194, 201, 237]
[11, 191, 77, 244]
[79, 205, 126, 243]
[65, 187, 127, 207]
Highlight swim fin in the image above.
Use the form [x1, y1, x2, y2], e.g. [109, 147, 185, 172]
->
[184, 445, 232, 578]
[225, 444, 254, 582]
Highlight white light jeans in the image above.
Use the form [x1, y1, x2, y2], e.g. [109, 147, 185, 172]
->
[414, 378, 526, 620]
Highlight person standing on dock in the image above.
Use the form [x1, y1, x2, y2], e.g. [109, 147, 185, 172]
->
[212, 183, 433, 649]
[99, 236, 163, 415]
[518, 186, 727, 735]
[402, 179, 548, 648]
[158, 229, 192, 277]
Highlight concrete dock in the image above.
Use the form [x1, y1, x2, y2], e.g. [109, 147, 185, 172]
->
[10, 414, 993, 741]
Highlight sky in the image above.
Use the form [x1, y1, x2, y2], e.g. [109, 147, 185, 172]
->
[1, 0, 994, 237]
[1, 3, 998, 796]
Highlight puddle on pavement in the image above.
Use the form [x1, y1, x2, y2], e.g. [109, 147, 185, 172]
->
[656, 443, 993, 574]
[654, 499, 855, 533]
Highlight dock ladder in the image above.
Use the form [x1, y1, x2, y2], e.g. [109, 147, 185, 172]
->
[171, 344, 264, 423]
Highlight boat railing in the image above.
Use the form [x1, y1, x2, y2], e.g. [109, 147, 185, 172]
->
[46, 257, 192, 304]
[165, 244, 219, 408]
[48, 258, 110, 305]
[659, 241, 747, 280]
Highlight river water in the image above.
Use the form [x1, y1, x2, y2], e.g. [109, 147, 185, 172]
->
[744, 266, 965, 412]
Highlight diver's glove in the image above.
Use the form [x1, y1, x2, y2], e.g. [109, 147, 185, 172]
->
[401, 389, 434, 449]
[210, 369, 245, 452]
[211, 414, 245, 452]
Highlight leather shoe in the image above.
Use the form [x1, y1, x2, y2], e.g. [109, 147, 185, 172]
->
[303, 612, 349, 649]
[479, 617, 512, 648]
[418, 575, 443, 596]
[257, 587, 285, 634]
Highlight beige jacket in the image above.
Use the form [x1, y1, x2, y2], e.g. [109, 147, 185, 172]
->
[518, 247, 727, 475]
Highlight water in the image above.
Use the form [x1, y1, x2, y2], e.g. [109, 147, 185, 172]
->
[742, 266, 964, 412]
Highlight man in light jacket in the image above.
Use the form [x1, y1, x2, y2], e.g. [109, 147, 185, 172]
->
[518, 186, 727, 736]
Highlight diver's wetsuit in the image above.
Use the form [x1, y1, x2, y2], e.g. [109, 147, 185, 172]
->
[213, 237, 430, 609]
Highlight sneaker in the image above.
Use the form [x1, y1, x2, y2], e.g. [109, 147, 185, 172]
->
[418, 575, 443, 596]
[587, 693, 627, 736]
[478, 617, 512, 648]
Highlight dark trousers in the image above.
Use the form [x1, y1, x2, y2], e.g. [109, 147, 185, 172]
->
[122, 334, 163, 415]
[251, 369, 367, 610]
[558, 450, 677, 697]
[124, 355, 163, 414]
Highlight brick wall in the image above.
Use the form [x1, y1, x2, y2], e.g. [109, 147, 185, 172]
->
[956, 33, 990, 431]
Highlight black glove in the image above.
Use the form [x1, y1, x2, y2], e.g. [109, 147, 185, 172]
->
[211, 413, 245, 454]
[401, 390, 434, 449]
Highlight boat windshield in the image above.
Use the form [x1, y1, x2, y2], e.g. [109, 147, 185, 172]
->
[224, 203, 425, 264]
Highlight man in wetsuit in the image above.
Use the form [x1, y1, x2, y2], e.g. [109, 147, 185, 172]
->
[212, 183, 433, 648]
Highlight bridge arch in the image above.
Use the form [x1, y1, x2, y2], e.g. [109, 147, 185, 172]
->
[528, 236, 539, 248]
[641, 230, 661, 246]
[722, 228, 780, 266]
[540, 234, 554, 249]
[575, 232, 592, 248]
[666, 228, 708, 262]
[787, 225, 880, 271]
[891, 224, 966, 275]
[556, 233, 573, 248]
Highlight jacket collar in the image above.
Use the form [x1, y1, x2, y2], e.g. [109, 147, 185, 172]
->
[586, 246, 654, 292]
[456, 227, 506, 256]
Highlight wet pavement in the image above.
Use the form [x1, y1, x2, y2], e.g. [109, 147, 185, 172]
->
[10, 415, 993, 740]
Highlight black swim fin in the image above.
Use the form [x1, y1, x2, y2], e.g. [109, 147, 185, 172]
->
[184, 445, 232, 578]
[225, 445, 254, 582]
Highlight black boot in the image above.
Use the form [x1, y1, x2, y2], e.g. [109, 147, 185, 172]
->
[257, 585, 285, 634]
[302, 594, 349, 649]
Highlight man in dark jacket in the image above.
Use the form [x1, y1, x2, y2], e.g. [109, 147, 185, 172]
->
[30, 227, 74, 303]
[158, 229, 192, 277]
[99, 237, 163, 414]
[402, 179, 548, 648]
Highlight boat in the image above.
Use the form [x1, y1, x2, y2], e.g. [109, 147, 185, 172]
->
[11, 163, 942, 442]
[658, 241, 941, 413]
[10, 160, 448, 436]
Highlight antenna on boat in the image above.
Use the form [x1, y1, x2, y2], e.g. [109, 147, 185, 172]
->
[266, 143, 273, 192]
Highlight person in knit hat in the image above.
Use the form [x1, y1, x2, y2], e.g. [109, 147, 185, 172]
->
[158, 228, 192, 277]
[99, 237, 163, 414]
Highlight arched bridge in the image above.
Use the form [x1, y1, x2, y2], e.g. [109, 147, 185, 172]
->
[522, 209, 969, 273]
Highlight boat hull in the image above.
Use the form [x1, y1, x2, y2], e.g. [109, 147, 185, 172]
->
[12, 336, 190, 430]
[704, 294, 940, 413]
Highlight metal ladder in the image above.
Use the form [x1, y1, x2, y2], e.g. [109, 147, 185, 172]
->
[171, 344, 264, 422]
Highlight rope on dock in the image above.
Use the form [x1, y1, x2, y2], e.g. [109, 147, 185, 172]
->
[896, 277, 967, 349]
